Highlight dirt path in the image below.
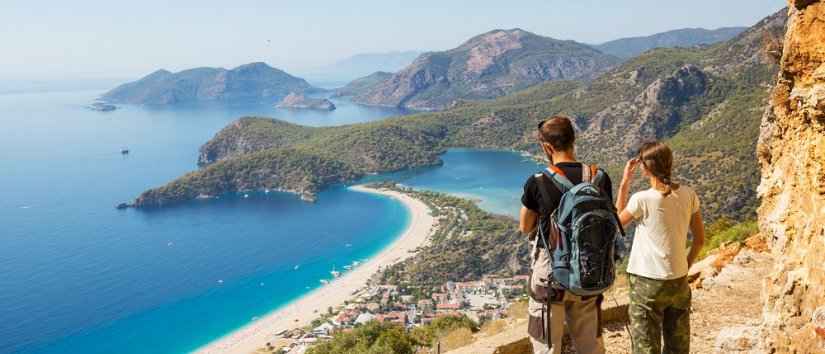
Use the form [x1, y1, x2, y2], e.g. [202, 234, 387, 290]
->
[447, 248, 772, 354]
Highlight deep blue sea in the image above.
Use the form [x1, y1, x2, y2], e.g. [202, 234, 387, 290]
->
[0, 90, 542, 354]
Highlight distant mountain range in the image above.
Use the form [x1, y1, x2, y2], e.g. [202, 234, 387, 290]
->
[99, 26, 750, 109]
[101, 62, 315, 105]
[348, 29, 620, 111]
[300, 51, 421, 84]
[593, 27, 747, 58]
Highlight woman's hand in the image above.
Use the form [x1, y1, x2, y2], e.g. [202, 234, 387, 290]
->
[622, 158, 640, 183]
[616, 158, 639, 213]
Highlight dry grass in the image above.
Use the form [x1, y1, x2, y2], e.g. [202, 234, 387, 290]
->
[440, 328, 476, 351]
[508, 299, 529, 320]
[479, 319, 509, 337]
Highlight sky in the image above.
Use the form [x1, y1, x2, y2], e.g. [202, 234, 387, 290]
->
[0, 0, 786, 81]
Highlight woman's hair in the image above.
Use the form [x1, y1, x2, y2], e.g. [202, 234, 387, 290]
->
[538, 115, 575, 151]
[639, 141, 679, 196]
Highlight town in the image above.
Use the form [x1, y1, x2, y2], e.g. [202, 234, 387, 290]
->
[267, 274, 529, 354]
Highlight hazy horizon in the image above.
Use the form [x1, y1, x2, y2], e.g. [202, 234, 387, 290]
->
[2, 0, 785, 81]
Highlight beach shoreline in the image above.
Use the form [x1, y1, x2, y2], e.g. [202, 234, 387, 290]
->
[194, 185, 435, 354]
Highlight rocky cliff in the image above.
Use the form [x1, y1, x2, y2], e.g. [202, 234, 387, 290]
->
[757, 1, 825, 352]
[101, 62, 315, 105]
[352, 29, 619, 111]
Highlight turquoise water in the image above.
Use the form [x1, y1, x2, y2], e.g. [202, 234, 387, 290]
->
[0, 90, 541, 354]
[373, 149, 544, 218]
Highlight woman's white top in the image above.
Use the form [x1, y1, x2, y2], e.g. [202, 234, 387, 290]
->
[626, 185, 700, 280]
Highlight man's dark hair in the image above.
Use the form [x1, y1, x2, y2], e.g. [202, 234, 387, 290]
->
[538, 115, 575, 151]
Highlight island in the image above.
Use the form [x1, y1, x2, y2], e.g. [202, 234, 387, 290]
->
[100, 62, 317, 105]
[276, 92, 336, 111]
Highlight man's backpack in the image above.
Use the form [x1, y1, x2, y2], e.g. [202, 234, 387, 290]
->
[536, 164, 624, 297]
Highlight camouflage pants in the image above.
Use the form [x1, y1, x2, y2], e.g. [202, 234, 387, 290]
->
[628, 275, 691, 354]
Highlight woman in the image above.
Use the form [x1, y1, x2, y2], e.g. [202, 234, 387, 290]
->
[615, 141, 705, 354]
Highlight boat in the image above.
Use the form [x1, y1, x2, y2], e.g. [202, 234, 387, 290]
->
[243, 194, 249, 198]
[121, 148, 129, 155]
[330, 266, 341, 278]
[294, 265, 300, 270]
[320, 279, 329, 285]
[343, 265, 352, 270]
[88, 102, 117, 112]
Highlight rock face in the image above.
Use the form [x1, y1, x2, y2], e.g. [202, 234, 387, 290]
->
[276, 92, 336, 111]
[757, 2, 825, 352]
[594, 27, 747, 59]
[101, 62, 314, 105]
[581, 64, 709, 158]
[352, 29, 619, 111]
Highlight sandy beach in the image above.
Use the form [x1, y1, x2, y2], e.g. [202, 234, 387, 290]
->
[194, 185, 435, 354]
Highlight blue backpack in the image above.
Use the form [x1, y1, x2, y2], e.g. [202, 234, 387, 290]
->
[536, 164, 624, 297]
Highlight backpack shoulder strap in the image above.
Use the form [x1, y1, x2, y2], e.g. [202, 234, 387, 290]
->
[541, 165, 574, 192]
[534, 174, 555, 217]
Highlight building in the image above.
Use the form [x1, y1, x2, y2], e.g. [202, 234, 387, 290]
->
[417, 299, 434, 314]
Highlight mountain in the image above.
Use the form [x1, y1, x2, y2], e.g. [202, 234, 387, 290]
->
[130, 9, 786, 223]
[350, 29, 620, 111]
[333, 71, 393, 97]
[594, 27, 747, 59]
[301, 51, 421, 83]
[101, 62, 315, 105]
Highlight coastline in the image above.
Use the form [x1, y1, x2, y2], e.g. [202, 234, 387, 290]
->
[194, 184, 435, 354]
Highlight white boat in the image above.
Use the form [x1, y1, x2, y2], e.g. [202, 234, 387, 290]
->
[320, 279, 329, 285]
[294, 265, 300, 270]
[243, 194, 249, 198]
[343, 265, 352, 270]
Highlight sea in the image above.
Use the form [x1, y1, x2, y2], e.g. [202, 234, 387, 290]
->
[0, 89, 542, 354]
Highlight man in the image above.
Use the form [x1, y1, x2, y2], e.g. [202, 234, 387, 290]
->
[519, 115, 613, 354]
